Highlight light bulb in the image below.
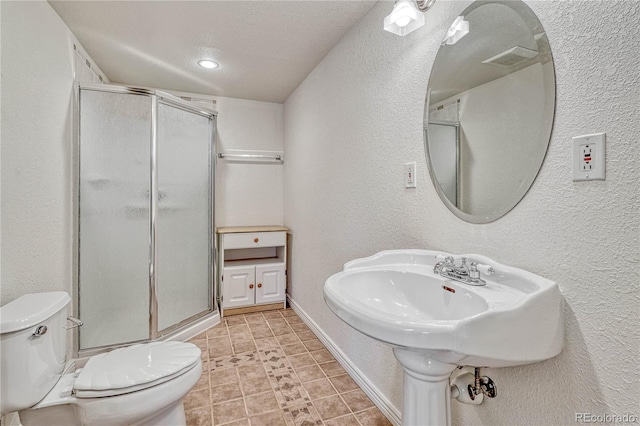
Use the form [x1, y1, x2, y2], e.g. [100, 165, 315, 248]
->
[198, 59, 219, 69]
[396, 16, 411, 27]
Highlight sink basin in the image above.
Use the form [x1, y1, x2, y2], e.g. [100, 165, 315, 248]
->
[324, 249, 564, 425]
[324, 249, 563, 367]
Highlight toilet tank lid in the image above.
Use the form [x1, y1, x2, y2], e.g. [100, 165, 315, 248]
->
[0, 292, 71, 334]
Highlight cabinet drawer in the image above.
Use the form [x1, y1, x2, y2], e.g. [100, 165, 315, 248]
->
[223, 231, 286, 250]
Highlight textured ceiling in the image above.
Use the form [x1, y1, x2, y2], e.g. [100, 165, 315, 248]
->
[49, 1, 377, 103]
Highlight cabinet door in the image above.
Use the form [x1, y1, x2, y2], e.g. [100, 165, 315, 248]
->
[255, 264, 286, 305]
[222, 266, 255, 309]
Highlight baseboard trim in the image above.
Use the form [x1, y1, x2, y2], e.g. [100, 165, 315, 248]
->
[287, 296, 401, 426]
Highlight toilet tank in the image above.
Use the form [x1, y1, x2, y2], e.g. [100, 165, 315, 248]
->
[0, 292, 70, 416]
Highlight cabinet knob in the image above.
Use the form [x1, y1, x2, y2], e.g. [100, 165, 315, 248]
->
[257, 283, 262, 288]
[254, 238, 259, 243]
[249, 284, 254, 289]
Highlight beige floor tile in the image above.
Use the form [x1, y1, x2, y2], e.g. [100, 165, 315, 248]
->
[271, 372, 311, 408]
[209, 345, 233, 358]
[302, 339, 325, 352]
[249, 320, 271, 330]
[283, 402, 323, 426]
[233, 341, 257, 354]
[341, 389, 374, 412]
[210, 381, 243, 404]
[237, 363, 268, 380]
[319, 361, 346, 377]
[329, 374, 359, 393]
[240, 375, 273, 396]
[249, 410, 287, 426]
[228, 324, 251, 335]
[267, 317, 288, 327]
[209, 367, 239, 386]
[230, 331, 252, 344]
[251, 327, 275, 338]
[211, 398, 247, 425]
[323, 414, 361, 426]
[191, 337, 208, 354]
[211, 351, 259, 370]
[302, 378, 337, 400]
[263, 311, 284, 319]
[276, 333, 301, 346]
[206, 326, 228, 338]
[309, 349, 334, 364]
[288, 353, 315, 369]
[219, 419, 249, 426]
[284, 315, 304, 324]
[255, 336, 280, 350]
[184, 388, 211, 411]
[271, 326, 295, 336]
[191, 331, 208, 340]
[185, 406, 212, 426]
[245, 390, 280, 416]
[187, 308, 388, 426]
[313, 395, 351, 421]
[354, 407, 393, 426]
[290, 323, 311, 333]
[294, 331, 315, 342]
[225, 316, 247, 326]
[209, 335, 232, 347]
[281, 342, 307, 356]
[294, 364, 325, 383]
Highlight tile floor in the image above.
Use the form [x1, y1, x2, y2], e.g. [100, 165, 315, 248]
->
[184, 308, 393, 426]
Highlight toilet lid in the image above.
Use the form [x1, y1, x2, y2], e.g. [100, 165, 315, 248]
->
[74, 341, 201, 398]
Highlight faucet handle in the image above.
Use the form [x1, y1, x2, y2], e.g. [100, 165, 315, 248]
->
[476, 264, 495, 275]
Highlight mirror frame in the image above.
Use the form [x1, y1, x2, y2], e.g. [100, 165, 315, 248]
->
[424, 0, 555, 224]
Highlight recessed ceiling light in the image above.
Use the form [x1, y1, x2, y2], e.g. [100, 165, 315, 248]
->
[198, 59, 219, 69]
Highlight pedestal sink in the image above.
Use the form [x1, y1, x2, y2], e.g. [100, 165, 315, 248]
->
[323, 250, 564, 426]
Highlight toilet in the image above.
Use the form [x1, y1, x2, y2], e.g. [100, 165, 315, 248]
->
[0, 291, 203, 426]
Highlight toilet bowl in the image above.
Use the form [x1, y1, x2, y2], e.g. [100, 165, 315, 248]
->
[0, 292, 202, 426]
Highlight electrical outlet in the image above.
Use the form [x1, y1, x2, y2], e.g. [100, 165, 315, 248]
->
[405, 162, 417, 188]
[573, 133, 605, 181]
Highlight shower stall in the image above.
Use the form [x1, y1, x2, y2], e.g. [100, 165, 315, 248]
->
[74, 83, 218, 355]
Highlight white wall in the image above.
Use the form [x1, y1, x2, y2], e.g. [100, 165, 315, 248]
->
[214, 96, 284, 227]
[1, 1, 79, 304]
[284, 2, 639, 425]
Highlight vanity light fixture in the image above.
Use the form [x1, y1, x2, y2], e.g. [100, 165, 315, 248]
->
[384, 0, 436, 36]
[197, 59, 219, 69]
[443, 16, 469, 45]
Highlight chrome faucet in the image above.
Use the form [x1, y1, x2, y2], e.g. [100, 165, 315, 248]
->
[433, 255, 494, 286]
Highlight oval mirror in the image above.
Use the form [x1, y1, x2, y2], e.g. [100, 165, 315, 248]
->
[424, 0, 555, 223]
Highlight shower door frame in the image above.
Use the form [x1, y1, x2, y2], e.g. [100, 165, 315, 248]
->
[426, 119, 460, 208]
[73, 82, 218, 358]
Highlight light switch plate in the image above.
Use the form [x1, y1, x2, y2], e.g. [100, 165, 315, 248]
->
[573, 133, 605, 181]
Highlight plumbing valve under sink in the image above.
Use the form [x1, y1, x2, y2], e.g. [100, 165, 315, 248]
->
[450, 367, 497, 405]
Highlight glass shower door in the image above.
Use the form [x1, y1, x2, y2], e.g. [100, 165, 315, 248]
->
[156, 103, 212, 331]
[428, 122, 459, 207]
[78, 90, 151, 349]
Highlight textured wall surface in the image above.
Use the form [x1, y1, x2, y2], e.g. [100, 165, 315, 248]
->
[1, 1, 77, 304]
[284, 1, 640, 424]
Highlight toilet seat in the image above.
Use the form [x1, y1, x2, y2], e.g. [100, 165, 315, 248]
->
[74, 341, 201, 398]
